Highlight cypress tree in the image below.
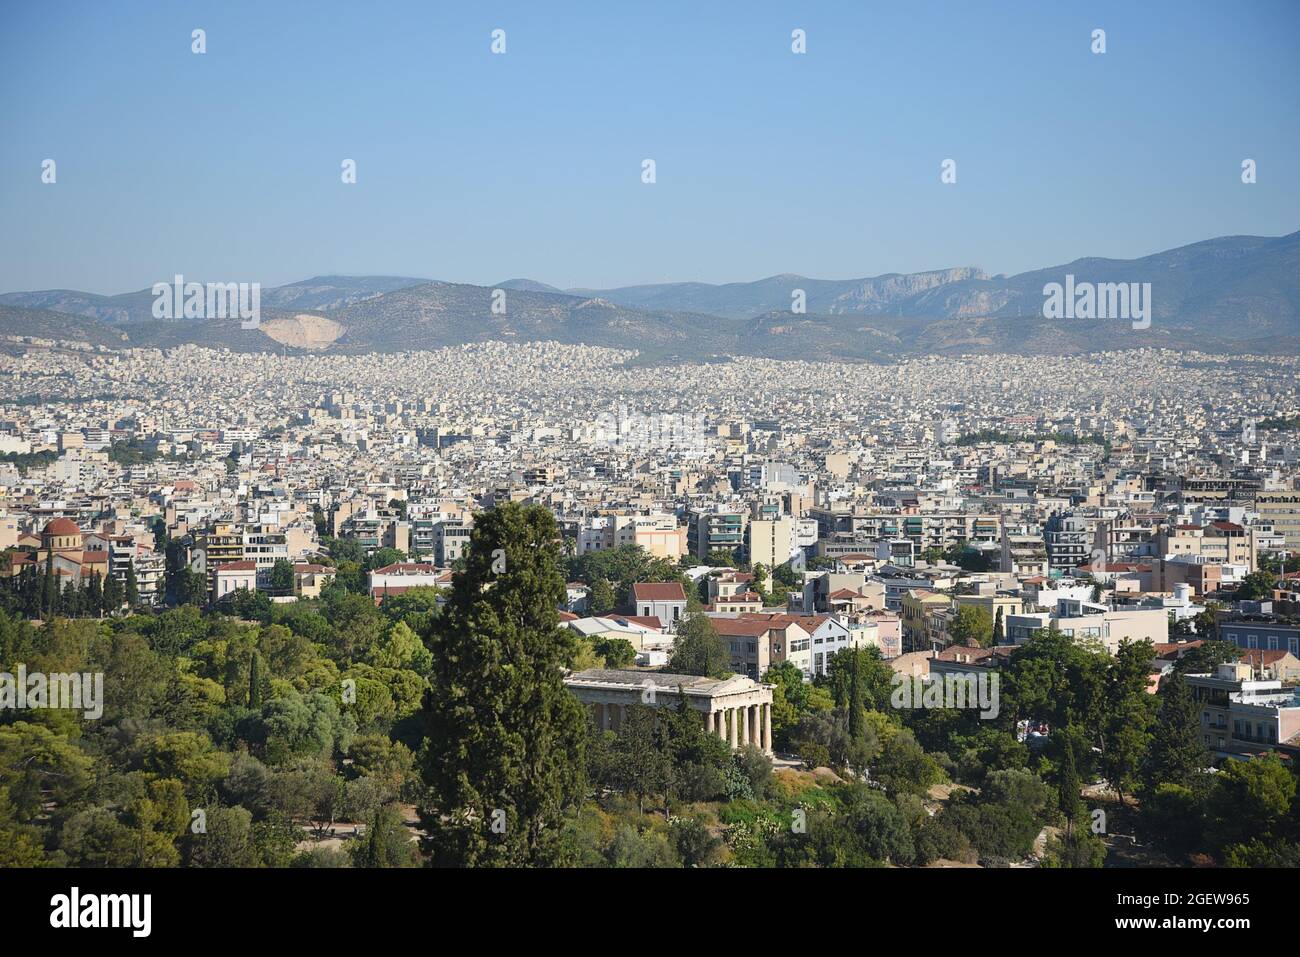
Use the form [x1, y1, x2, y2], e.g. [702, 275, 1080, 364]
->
[87, 571, 103, 616]
[1057, 729, 1084, 834]
[417, 503, 588, 867]
[1141, 672, 1209, 796]
[994, 606, 1005, 644]
[248, 651, 263, 709]
[125, 562, 140, 607]
[847, 649, 863, 739]
[103, 571, 124, 614]
[42, 551, 57, 618]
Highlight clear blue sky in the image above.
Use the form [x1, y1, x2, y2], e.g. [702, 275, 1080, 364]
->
[2, 0, 1297, 293]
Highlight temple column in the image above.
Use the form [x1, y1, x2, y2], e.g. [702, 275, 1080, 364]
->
[740, 705, 750, 747]
[716, 710, 728, 742]
[706, 710, 715, 734]
[728, 707, 738, 748]
[763, 703, 773, 753]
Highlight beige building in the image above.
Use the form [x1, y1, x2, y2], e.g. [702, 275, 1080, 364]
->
[618, 515, 686, 561]
[748, 516, 796, 570]
[1256, 491, 1300, 549]
[711, 614, 811, 680]
[1156, 521, 1255, 570]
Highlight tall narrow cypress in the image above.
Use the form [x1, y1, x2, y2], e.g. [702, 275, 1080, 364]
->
[417, 503, 588, 867]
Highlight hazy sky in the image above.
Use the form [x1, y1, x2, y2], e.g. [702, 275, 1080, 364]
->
[2, 0, 1297, 293]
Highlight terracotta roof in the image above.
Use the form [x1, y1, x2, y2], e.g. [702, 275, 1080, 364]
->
[631, 581, 687, 602]
[1240, 649, 1294, 665]
[710, 617, 774, 637]
[1152, 640, 1204, 658]
[217, 560, 257, 572]
[42, 517, 81, 537]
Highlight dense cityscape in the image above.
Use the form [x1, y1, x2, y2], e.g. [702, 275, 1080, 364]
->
[4, 3, 1298, 940]
[2, 338, 1300, 870]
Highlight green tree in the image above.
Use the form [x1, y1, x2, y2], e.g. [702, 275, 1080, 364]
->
[125, 562, 140, 607]
[180, 569, 209, 607]
[824, 646, 895, 712]
[269, 559, 295, 596]
[607, 706, 672, 814]
[1141, 672, 1209, 795]
[595, 636, 637, 669]
[1173, 639, 1240, 676]
[703, 548, 738, 568]
[41, 550, 57, 618]
[949, 605, 994, 647]
[1235, 569, 1276, 601]
[1042, 830, 1107, 868]
[350, 804, 420, 867]
[86, 570, 103, 616]
[871, 728, 942, 796]
[249, 650, 264, 710]
[588, 577, 617, 616]
[102, 571, 124, 614]
[668, 614, 730, 678]
[365, 547, 407, 572]
[1099, 640, 1159, 806]
[0, 786, 47, 867]
[1206, 755, 1295, 851]
[417, 503, 589, 867]
[185, 805, 259, 867]
[1051, 726, 1086, 831]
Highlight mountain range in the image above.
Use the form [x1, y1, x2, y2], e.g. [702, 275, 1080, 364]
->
[2, 230, 1297, 362]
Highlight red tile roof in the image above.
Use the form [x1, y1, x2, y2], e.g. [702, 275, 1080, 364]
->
[710, 617, 774, 637]
[631, 581, 687, 602]
[217, 561, 257, 572]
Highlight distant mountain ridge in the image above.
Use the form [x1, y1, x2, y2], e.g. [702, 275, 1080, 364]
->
[0, 276, 430, 324]
[565, 266, 990, 319]
[1, 230, 1297, 360]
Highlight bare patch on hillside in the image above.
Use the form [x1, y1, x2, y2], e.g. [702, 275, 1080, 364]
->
[260, 313, 344, 350]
